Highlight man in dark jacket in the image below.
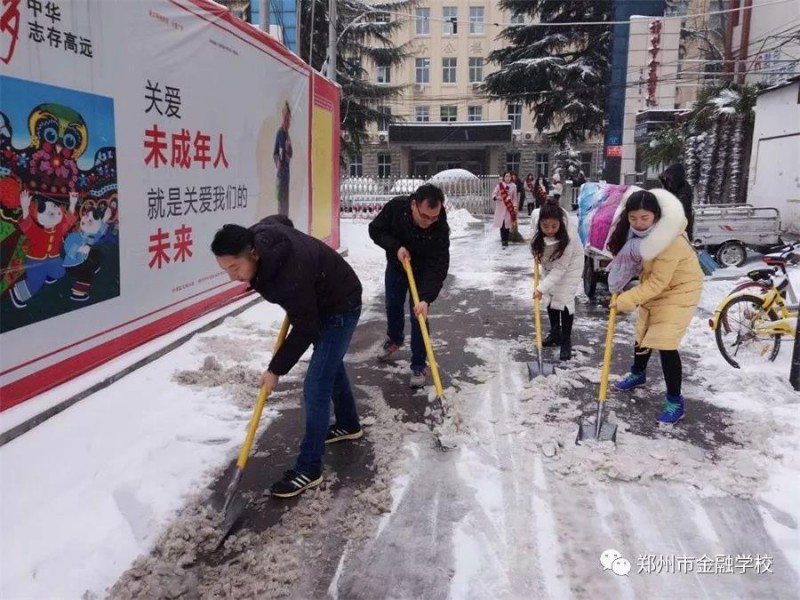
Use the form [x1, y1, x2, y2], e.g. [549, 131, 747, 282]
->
[368, 184, 450, 388]
[660, 163, 694, 241]
[211, 215, 363, 498]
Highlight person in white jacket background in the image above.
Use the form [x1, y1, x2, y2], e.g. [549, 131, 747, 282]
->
[530, 202, 584, 361]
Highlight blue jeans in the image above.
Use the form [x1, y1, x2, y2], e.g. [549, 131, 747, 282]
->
[385, 262, 427, 370]
[295, 306, 361, 476]
[15, 257, 66, 301]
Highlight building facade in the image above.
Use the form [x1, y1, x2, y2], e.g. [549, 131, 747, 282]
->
[618, 0, 800, 179]
[603, 0, 666, 183]
[621, 15, 682, 177]
[730, 0, 799, 86]
[350, 1, 603, 180]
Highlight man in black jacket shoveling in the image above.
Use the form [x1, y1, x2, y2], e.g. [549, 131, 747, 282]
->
[369, 184, 450, 388]
[211, 215, 363, 498]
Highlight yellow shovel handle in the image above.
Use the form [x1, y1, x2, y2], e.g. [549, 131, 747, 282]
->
[598, 294, 619, 403]
[236, 315, 290, 470]
[402, 258, 445, 398]
[533, 259, 543, 350]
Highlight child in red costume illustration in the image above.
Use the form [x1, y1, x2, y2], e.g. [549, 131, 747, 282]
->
[10, 189, 78, 308]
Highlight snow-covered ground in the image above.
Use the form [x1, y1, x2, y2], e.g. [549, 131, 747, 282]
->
[2, 211, 799, 599]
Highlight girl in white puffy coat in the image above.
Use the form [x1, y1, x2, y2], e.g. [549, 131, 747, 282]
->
[530, 203, 584, 360]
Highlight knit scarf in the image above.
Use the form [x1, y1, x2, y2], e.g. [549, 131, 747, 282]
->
[607, 225, 654, 293]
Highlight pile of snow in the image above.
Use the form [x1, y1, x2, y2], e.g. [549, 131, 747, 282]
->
[447, 208, 481, 233]
[427, 168, 479, 183]
[109, 381, 419, 599]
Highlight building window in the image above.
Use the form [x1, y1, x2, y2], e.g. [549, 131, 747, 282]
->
[469, 57, 484, 83]
[416, 106, 430, 122]
[349, 154, 363, 177]
[469, 7, 485, 34]
[374, 11, 390, 23]
[580, 151, 593, 177]
[378, 106, 391, 131]
[507, 103, 522, 130]
[510, 11, 525, 24]
[440, 105, 458, 122]
[376, 62, 391, 84]
[415, 58, 430, 84]
[506, 152, 521, 174]
[468, 106, 482, 121]
[442, 7, 457, 34]
[378, 153, 392, 178]
[415, 8, 430, 35]
[442, 57, 457, 84]
[536, 152, 550, 177]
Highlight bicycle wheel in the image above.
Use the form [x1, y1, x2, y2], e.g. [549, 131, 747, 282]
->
[715, 294, 782, 369]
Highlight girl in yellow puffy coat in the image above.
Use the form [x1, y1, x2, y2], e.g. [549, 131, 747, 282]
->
[606, 189, 703, 424]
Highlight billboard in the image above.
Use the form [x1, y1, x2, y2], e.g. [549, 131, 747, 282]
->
[0, 0, 340, 411]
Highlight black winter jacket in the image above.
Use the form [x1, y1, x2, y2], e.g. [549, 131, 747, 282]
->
[661, 163, 694, 241]
[368, 196, 450, 303]
[249, 215, 362, 376]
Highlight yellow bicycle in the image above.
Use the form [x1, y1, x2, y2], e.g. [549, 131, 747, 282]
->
[709, 246, 798, 368]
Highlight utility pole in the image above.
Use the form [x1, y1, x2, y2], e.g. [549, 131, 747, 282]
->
[328, 0, 337, 82]
[259, 0, 270, 33]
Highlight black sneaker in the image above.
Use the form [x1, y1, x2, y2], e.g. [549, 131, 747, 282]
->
[559, 336, 572, 361]
[325, 425, 363, 444]
[542, 330, 561, 347]
[270, 469, 323, 498]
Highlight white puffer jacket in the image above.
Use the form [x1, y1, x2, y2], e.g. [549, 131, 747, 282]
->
[531, 207, 584, 314]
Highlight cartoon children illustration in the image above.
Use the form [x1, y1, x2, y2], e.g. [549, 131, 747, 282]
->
[273, 101, 293, 217]
[62, 201, 111, 302]
[9, 189, 78, 308]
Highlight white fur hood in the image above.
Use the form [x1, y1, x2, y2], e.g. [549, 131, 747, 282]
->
[639, 188, 688, 261]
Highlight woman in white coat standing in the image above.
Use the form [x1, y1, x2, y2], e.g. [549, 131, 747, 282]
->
[530, 203, 584, 360]
[493, 171, 518, 248]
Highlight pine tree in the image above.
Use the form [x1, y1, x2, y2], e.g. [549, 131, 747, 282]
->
[297, 0, 413, 159]
[554, 144, 582, 179]
[484, 0, 612, 145]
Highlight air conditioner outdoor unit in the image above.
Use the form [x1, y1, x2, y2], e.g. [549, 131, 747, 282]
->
[378, 133, 388, 142]
[471, 82, 482, 89]
[512, 133, 521, 142]
[414, 83, 425, 93]
[524, 131, 534, 141]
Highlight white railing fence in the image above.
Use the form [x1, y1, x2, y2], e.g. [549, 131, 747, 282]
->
[340, 175, 498, 219]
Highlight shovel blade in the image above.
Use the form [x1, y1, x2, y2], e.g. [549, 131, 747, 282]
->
[575, 417, 617, 445]
[527, 361, 557, 380]
[209, 493, 248, 551]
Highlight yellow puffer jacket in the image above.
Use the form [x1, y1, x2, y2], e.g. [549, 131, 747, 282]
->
[616, 189, 703, 350]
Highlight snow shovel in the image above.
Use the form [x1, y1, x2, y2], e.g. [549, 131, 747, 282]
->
[527, 258, 557, 379]
[402, 258, 450, 433]
[209, 315, 290, 548]
[576, 294, 618, 445]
